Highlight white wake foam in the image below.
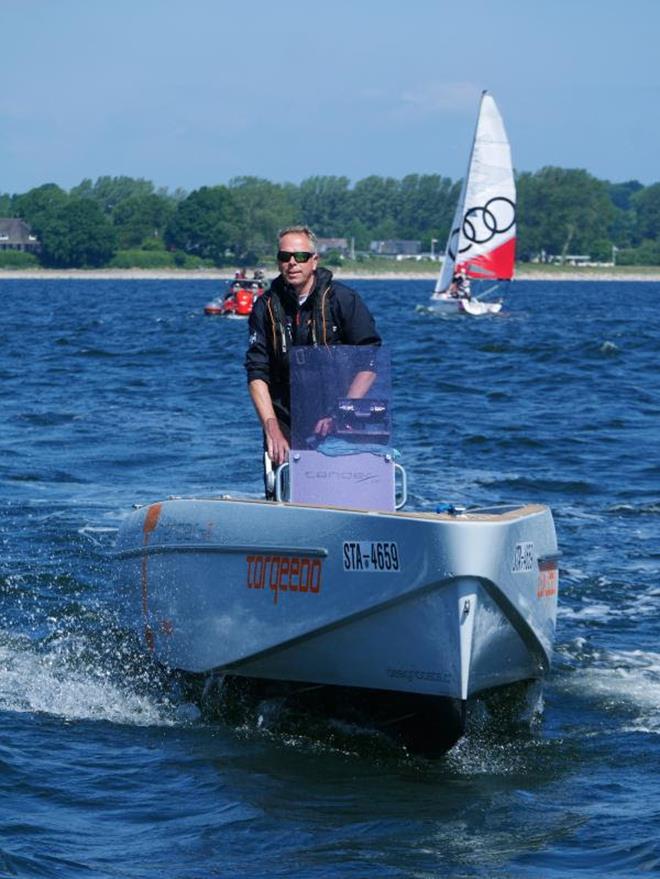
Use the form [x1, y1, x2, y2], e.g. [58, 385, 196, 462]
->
[0, 632, 180, 727]
[559, 646, 660, 734]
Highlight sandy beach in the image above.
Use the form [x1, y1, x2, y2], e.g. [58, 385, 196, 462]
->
[2, 267, 660, 282]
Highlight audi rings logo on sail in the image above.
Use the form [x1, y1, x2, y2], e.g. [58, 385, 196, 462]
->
[448, 196, 516, 259]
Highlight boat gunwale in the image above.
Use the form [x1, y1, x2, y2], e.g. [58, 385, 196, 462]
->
[131, 496, 549, 523]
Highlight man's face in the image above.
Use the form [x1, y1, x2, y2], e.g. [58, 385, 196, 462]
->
[278, 232, 318, 293]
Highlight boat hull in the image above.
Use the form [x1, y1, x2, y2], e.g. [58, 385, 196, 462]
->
[115, 498, 558, 707]
[203, 302, 224, 315]
[428, 293, 503, 316]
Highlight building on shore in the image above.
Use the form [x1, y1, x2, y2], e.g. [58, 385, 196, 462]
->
[370, 240, 422, 259]
[316, 237, 350, 256]
[0, 218, 41, 254]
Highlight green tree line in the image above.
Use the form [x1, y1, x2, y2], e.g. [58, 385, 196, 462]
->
[1, 169, 659, 268]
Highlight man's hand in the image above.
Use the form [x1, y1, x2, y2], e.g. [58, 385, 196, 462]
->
[313, 416, 335, 438]
[265, 417, 290, 465]
[249, 380, 289, 465]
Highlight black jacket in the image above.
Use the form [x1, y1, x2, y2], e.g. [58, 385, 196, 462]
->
[245, 267, 381, 425]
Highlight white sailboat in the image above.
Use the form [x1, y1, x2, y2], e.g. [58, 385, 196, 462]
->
[429, 91, 516, 316]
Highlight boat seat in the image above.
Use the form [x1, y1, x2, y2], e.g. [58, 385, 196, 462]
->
[276, 450, 405, 512]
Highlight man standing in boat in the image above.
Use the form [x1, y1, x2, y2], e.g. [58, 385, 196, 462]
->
[245, 225, 381, 494]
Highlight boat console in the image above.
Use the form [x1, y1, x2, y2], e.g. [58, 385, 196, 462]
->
[275, 346, 406, 511]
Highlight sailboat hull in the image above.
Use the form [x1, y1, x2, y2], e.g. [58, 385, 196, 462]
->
[428, 293, 503, 316]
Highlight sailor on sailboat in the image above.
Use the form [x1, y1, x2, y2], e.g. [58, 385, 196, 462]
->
[429, 91, 516, 316]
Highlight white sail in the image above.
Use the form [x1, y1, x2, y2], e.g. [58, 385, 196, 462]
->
[435, 91, 516, 294]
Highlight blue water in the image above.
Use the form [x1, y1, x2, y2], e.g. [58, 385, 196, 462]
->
[1, 278, 659, 878]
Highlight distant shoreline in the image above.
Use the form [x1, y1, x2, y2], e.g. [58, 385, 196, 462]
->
[2, 267, 660, 282]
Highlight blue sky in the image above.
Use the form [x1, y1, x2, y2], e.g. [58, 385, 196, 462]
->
[2, 0, 659, 194]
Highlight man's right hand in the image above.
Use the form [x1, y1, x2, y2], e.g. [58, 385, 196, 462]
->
[265, 417, 290, 465]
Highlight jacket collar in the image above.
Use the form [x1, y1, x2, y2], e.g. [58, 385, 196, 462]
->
[271, 266, 334, 309]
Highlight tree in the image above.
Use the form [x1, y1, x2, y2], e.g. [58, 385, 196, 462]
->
[609, 206, 638, 249]
[298, 176, 351, 236]
[631, 183, 660, 242]
[371, 217, 398, 241]
[345, 217, 370, 251]
[165, 186, 239, 264]
[228, 177, 296, 260]
[37, 198, 117, 267]
[608, 179, 643, 211]
[397, 174, 456, 242]
[15, 183, 69, 230]
[616, 238, 660, 265]
[517, 167, 614, 261]
[112, 194, 175, 249]
[71, 176, 155, 215]
[605, 179, 644, 248]
[351, 176, 400, 234]
[0, 193, 13, 216]
[156, 185, 188, 202]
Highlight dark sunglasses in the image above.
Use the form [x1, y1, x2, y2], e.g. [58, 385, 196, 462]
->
[277, 250, 316, 263]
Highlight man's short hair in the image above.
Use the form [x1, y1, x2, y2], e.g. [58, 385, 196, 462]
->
[278, 225, 318, 251]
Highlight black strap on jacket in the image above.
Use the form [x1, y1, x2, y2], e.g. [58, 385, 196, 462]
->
[266, 283, 333, 355]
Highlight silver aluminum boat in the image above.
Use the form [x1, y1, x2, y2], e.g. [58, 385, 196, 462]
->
[115, 347, 558, 752]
